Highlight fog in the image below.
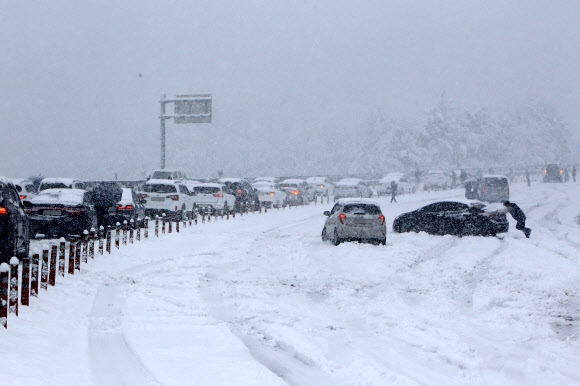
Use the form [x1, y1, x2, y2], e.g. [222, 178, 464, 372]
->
[2, 1, 579, 180]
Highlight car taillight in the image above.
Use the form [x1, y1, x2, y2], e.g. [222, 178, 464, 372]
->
[213, 193, 223, 198]
[118, 205, 134, 211]
[292, 190, 299, 195]
[339, 213, 346, 224]
[269, 192, 275, 196]
[560, 169, 563, 174]
[20, 195, 26, 200]
[166, 194, 179, 201]
[0, 207, 7, 215]
[379, 215, 385, 225]
[237, 189, 243, 196]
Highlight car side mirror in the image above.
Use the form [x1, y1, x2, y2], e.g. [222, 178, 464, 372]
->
[323, 211, 331, 216]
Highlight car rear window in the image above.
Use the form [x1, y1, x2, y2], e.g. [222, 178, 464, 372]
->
[143, 184, 177, 193]
[193, 186, 220, 194]
[343, 204, 381, 215]
[483, 178, 508, 187]
[40, 182, 70, 190]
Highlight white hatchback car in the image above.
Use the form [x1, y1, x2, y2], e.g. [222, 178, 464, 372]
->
[139, 179, 194, 219]
[8, 178, 38, 204]
[190, 183, 235, 215]
[305, 176, 334, 198]
[252, 182, 287, 209]
[333, 178, 373, 200]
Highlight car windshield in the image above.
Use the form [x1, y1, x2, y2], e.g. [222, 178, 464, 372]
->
[193, 186, 220, 194]
[343, 204, 381, 215]
[143, 184, 177, 193]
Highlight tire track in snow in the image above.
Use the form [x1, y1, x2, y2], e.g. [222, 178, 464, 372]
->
[88, 279, 160, 386]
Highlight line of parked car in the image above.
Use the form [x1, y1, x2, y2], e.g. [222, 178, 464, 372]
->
[1, 167, 516, 263]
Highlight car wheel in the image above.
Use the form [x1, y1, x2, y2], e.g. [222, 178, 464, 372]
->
[321, 228, 328, 241]
[333, 229, 341, 246]
[223, 202, 228, 216]
[380, 238, 386, 246]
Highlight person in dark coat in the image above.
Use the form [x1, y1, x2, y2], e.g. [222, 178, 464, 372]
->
[91, 182, 123, 227]
[390, 180, 397, 203]
[503, 201, 531, 238]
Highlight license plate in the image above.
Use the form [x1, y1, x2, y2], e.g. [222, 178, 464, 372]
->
[151, 197, 165, 202]
[43, 210, 62, 216]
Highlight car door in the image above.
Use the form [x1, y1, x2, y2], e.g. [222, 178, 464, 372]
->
[6, 184, 29, 253]
[325, 203, 342, 233]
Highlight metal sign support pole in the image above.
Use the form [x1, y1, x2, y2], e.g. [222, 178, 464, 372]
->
[160, 93, 167, 169]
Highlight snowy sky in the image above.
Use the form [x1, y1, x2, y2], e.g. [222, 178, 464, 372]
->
[1, 1, 579, 179]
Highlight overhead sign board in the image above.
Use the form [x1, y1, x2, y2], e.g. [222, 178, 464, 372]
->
[173, 94, 212, 124]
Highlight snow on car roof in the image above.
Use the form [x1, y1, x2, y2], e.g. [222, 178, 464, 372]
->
[481, 174, 509, 179]
[193, 182, 222, 188]
[7, 178, 33, 185]
[336, 178, 361, 186]
[336, 198, 381, 206]
[32, 188, 86, 205]
[218, 178, 243, 183]
[40, 178, 80, 185]
[305, 177, 327, 183]
[146, 179, 180, 185]
[379, 173, 406, 183]
[280, 178, 306, 184]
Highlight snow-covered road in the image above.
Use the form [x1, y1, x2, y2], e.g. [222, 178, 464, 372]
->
[1, 181, 579, 385]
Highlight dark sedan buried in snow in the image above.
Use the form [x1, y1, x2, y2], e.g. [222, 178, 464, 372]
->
[25, 188, 98, 239]
[392, 201, 508, 237]
[322, 198, 386, 245]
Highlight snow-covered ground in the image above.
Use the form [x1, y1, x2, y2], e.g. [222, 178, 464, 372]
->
[1, 181, 579, 385]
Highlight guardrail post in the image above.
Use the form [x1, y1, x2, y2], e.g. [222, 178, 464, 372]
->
[31, 250, 40, 296]
[49, 245, 57, 286]
[9, 257, 19, 316]
[145, 217, 149, 239]
[41, 245, 49, 290]
[129, 219, 134, 243]
[106, 226, 112, 253]
[168, 216, 173, 233]
[202, 212, 206, 223]
[21, 256, 30, 306]
[68, 238, 75, 274]
[75, 238, 81, 271]
[82, 230, 89, 263]
[176, 216, 180, 232]
[59, 238, 66, 277]
[155, 215, 159, 236]
[0, 263, 8, 328]
[89, 228, 96, 258]
[136, 218, 141, 241]
[115, 222, 121, 249]
[162, 214, 166, 234]
[98, 226, 104, 254]
[122, 221, 128, 245]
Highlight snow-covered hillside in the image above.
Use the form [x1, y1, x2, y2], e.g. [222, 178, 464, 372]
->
[1, 181, 579, 385]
